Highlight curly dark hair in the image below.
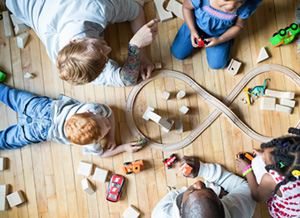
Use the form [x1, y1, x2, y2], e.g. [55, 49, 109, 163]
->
[260, 127, 300, 195]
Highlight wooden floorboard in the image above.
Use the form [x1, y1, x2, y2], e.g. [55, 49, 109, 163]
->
[1, 0, 300, 217]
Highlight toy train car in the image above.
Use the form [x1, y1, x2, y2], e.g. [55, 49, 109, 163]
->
[270, 23, 300, 47]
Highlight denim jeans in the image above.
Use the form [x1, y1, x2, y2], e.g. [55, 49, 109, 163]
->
[0, 84, 52, 150]
[170, 22, 234, 69]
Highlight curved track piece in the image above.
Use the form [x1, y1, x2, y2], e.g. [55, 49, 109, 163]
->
[125, 64, 300, 151]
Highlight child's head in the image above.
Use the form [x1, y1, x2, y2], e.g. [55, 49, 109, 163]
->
[65, 112, 111, 145]
[260, 127, 300, 194]
[56, 37, 112, 85]
[213, 0, 247, 13]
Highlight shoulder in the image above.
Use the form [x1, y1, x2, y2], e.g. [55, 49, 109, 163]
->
[237, 0, 263, 19]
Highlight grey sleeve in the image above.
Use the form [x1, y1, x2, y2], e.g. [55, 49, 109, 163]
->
[109, 0, 140, 23]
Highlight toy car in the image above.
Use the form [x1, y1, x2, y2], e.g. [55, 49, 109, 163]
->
[163, 154, 178, 169]
[0, 71, 7, 82]
[136, 138, 147, 146]
[195, 37, 207, 47]
[236, 152, 254, 161]
[106, 174, 125, 202]
[270, 23, 300, 47]
[122, 159, 145, 174]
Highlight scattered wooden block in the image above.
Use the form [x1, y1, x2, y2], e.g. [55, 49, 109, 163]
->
[10, 14, 24, 26]
[24, 72, 35, 79]
[176, 90, 186, 99]
[93, 167, 108, 183]
[155, 62, 162, 69]
[3, 11, 14, 38]
[279, 99, 296, 108]
[179, 163, 193, 176]
[166, 0, 184, 20]
[275, 104, 292, 114]
[6, 190, 26, 207]
[17, 33, 29, 49]
[256, 47, 269, 63]
[14, 23, 30, 35]
[159, 118, 173, 133]
[225, 59, 241, 75]
[175, 120, 183, 133]
[179, 106, 189, 114]
[265, 89, 295, 100]
[147, 111, 161, 123]
[77, 161, 93, 177]
[81, 178, 95, 195]
[260, 97, 276, 111]
[142, 106, 155, 121]
[0, 184, 9, 211]
[123, 205, 141, 218]
[162, 91, 170, 100]
[154, 0, 173, 22]
[0, 157, 8, 171]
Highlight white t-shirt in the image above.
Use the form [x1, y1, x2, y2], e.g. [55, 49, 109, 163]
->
[6, 0, 139, 87]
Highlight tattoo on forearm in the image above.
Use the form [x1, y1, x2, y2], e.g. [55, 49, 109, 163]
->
[121, 44, 140, 86]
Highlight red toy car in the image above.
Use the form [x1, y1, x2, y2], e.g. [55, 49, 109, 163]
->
[106, 174, 125, 202]
[163, 154, 178, 169]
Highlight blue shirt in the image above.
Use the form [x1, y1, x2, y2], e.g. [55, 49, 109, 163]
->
[190, 0, 262, 36]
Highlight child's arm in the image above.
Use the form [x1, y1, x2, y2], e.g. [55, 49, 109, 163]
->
[205, 17, 246, 47]
[97, 142, 142, 158]
[183, 0, 199, 48]
[106, 110, 116, 150]
[236, 159, 276, 203]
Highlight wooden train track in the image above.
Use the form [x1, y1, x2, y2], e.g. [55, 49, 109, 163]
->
[125, 64, 300, 151]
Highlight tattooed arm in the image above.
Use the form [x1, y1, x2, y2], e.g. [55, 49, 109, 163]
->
[120, 44, 141, 86]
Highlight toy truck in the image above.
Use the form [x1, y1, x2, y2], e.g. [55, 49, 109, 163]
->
[122, 159, 145, 175]
[236, 152, 254, 161]
[270, 23, 300, 47]
[0, 71, 7, 82]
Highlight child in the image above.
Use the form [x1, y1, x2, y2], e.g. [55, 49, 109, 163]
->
[171, 0, 262, 69]
[0, 83, 141, 157]
[236, 128, 300, 218]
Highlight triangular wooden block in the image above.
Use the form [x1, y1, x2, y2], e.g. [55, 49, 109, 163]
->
[17, 33, 29, 49]
[256, 47, 269, 63]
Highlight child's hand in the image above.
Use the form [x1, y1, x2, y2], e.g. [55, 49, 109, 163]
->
[252, 149, 263, 157]
[204, 37, 222, 47]
[179, 156, 200, 178]
[106, 139, 117, 151]
[124, 142, 143, 153]
[190, 31, 200, 48]
[236, 158, 250, 173]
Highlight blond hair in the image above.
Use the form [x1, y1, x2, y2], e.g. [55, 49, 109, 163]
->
[56, 38, 107, 85]
[65, 113, 102, 145]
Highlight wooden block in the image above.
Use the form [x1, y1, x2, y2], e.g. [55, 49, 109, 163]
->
[147, 111, 161, 123]
[0, 184, 9, 211]
[155, 62, 162, 69]
[256, 47, 269, 63]
[81, 178, 95, 195]
[265, 89, 295, 99]
[225, 59, 241, 75]
[166, 0, 184, 20]
[162, 91, 170, 100]
[17, 33, 29, 49]
[3, 11, 14, 38]
[93, 167, 108, 183]
[0, 157, 8, 171]
[279, 99, 296, 108]
[275, 104, 292, 114]
[158, 118, 172, 132]
[179, 106, 189, 114]
[6, 190, 25, 207]
[123, 205, 140, 218]
[142, 106, 155, 121]
[10, 14, 25, 26]
[77, 161, 93, 176]
[24, 72, 35, 79]
[161, 119, 174, 133]
[260, 97, 276, 111]
[175, 120, 183, 133]
[154, 0, 173, 22]
[179, 163, 193, 176]
[176, 90, 186, 99]
[14, 23, 30, 35]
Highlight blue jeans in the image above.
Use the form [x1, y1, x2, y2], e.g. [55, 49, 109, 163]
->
[171, 22, 234, 69]
[0, 84, 52, 150]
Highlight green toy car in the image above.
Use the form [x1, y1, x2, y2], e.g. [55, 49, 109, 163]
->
[270, 23, 300, 47]
[0, 71, 7, 82]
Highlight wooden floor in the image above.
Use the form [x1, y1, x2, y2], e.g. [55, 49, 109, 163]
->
[1, 0, 300, 217]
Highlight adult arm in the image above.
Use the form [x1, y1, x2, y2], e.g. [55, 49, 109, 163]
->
[97, 142, 142, 158]
[106, 110, 116, 150]
[205, 17, 247, 47]
[182, 0, 199, 48]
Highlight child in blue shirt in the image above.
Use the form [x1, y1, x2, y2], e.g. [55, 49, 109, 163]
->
[171, 0, 262, 69]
